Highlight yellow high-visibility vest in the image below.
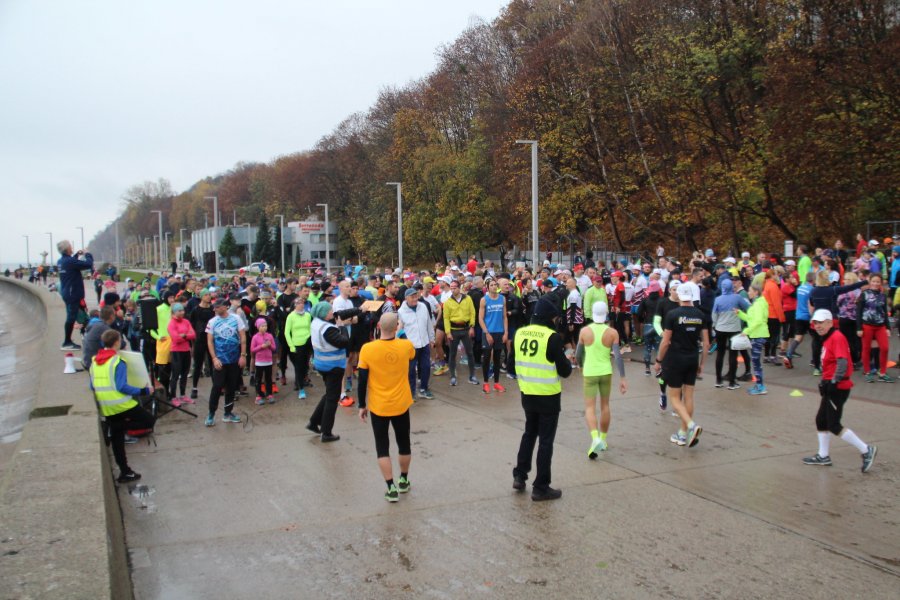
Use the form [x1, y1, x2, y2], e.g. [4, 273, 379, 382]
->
[515, 325, 561, 395]
[90, 356, 138, 416]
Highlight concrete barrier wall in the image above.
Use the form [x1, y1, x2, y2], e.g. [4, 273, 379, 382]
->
[0, 278, 131, 599]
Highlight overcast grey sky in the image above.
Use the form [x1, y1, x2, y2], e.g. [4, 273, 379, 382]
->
[0, 0, 509, 266]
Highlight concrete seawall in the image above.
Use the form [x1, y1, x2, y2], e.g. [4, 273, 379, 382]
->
[0, 279, 130, 599]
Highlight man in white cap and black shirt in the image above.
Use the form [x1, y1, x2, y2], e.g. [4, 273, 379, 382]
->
[802, 309, 877, 472]
[655, 283, 710, 448]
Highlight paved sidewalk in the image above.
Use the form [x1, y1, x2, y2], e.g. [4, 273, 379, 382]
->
[121, 336, 900, 598]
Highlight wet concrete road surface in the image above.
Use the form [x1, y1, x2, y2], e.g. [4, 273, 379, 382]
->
[124, 345, 900, 599]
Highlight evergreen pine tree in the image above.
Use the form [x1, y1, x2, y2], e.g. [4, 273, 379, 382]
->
[254, 214, 270, 264]
[218, 227, 238, 268]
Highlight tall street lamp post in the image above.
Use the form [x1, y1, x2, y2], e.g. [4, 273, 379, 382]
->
[515, 140, 539, 270]
[274, 214, 285, 275]
[316, 203, 330, 275]
[204, 196, 218, 274]
[386, 182, 403, 272]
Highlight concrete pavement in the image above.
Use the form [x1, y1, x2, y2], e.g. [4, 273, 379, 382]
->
[1, 281, 897, 599]
[123, 336, 900, 598]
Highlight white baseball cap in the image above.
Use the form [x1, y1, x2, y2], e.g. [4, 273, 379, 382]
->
[784, 259, 796, 266]
[868, 239, 879, 246]
[677, 286, 693, 301]
[741, 252, 750, 258]
[723, 257, 736, 264]
[811, 309, 833, 322]
[592, 301, 608, 323]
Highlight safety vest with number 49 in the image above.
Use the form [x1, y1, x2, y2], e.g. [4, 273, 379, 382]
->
[514, 325, 561, 395]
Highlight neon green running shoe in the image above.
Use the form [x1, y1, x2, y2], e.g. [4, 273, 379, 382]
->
[397, 476, 410, 493]
[588, 438, 608, 459]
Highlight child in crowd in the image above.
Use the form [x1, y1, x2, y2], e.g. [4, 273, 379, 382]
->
[251, 318, 276, 405]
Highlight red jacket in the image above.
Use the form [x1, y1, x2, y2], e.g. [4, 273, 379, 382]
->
[167, 316, 196, 352]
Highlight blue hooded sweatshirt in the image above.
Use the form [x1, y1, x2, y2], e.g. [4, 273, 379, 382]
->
[712, 279, 749, 332]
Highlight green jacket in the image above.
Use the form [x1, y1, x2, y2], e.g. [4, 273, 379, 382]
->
[738, 297, 769, 339]
[583, 286, 609, 321]
[284, 310, 312, 352]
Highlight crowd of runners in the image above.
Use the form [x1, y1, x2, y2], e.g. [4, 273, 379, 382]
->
[29, 234, 900, 497]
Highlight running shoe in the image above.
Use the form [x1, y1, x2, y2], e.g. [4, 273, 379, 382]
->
[170, 397, 183, 408]
[686, 423, 702, 447]
[659, 393, 667, 411]
[190, 388, 198, 399]
[181, 395, 195, 405]
[812, 368, 821, 376]
[117, 470, 141, 483]
[506, 373, 517, 380]
[255, 396, 265, 406]
[450, 377, 457, 386]
[298, 389, 307, 400]
[493, 383, 506, 393]
[708, 342, 717, 354]
[204, 414, 215, 427]
[877, 374, 894, 383]
[802, 454, 832, 466]
[222, 413, 241, 423]
[385, 485, 399, 503]
[715, 379, 724, 388]
[865, 372, 875, 383]
[861, 445, 877, 473]
[727, 382, 741, 390]
[338, 396, 355, 407]
[468, 376, 480, 385]
[782, 356, 793, 369]
[512, 474, 526, 490]
[531, 487, 562, 501]
[748, 384, 768, 395]
[588, 438, 608, 459]
[738, 372, 753, 382]
[397, 476, 410, 493]
[669, 432, 687, 446]
[60, 342, 81, 351]
[267, 395, 275, 404]
[482, 383, 490, 394]
[419, 390, 434, 399]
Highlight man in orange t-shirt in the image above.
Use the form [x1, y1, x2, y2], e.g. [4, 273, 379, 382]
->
[358, 313, 416, 502]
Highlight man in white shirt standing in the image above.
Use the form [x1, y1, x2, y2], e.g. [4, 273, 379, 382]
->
[398, 288, 435, 399]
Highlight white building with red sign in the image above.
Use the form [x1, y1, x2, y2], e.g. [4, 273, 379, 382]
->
[190, 218, 338, 272]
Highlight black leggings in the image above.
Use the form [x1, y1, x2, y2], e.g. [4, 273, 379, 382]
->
[815, 385, 849, 435]
[290, 342, 312, 389]
[192, 337, 212, 388]
[370, 410, 411, 458]
[765, 318, 781, 357]
[482, 333, 504, 382]
[255, 364, 273, 397]
[715, 330, 741, 384]
[169, 351, 191, 397]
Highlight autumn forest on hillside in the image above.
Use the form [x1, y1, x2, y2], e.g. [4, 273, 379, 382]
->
[89, 0, 899, 265]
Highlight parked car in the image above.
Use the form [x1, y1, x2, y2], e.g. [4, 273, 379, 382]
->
[240, 262, 268, 274]
[296, 260, 322, 269]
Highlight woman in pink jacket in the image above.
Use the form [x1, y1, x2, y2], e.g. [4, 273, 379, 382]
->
[167, 302, 196, 404]
[250, 318, 277, 405]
